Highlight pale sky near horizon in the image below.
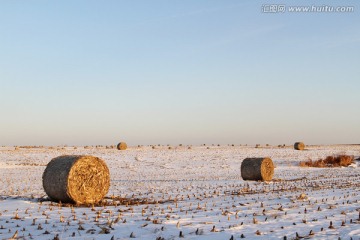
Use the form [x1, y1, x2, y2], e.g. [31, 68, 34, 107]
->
[0, 0, 359, 146]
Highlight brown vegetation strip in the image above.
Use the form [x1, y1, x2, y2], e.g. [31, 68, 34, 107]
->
[299, 155, 354, 167]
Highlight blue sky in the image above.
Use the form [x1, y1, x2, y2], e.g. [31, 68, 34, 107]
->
[0, 0, 359, 146]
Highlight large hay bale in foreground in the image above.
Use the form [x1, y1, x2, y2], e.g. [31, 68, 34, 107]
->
[42, 155, 110, 204]
[294, 142, 305, 150]
[117, 142, 127, 150]
[241, 158, 274, 181]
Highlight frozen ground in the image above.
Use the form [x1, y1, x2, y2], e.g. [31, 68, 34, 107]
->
[0, 145, 359, 240]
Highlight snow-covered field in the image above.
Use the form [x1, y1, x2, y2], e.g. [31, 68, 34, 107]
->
[0, 145, 359, 240]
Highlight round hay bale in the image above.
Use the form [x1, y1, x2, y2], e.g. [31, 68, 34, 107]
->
[241, 158, 274, 181]
[294, 142, 305, 150]
[42, 155, 110, 204]
[117, 142, 127, 150]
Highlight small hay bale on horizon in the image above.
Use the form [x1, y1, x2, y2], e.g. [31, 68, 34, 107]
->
[294, 142, 305, 150]
[117, 142, 127, 150]
[241, 157, 274, 181]
[42, 155, 110, 204]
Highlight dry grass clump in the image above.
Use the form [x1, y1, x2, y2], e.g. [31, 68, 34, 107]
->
[299, 155, 354, 168]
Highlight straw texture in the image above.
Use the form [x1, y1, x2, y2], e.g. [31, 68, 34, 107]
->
[241, 157, 274, 181]
[42, 155, 110, 204]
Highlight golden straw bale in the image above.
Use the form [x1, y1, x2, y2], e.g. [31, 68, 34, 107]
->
[294, 142, 305, 150]
[241, 157, 274, 181]
[42, 155, 110, 204]
[117, 142, 127, 150]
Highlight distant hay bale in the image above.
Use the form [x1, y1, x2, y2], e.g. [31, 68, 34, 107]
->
[241, 158, 274, 181]
[294, 142, 305, 150]
[42, 155, 110, 204]
[117, 142, 127, 150]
